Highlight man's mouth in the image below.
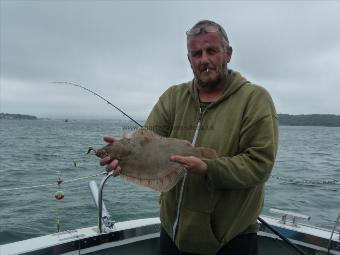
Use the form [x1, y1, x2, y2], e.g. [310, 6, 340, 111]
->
[200, 67, 212, 74]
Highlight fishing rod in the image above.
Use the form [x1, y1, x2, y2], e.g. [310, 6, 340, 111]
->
[53, 81, 307, 255]
[52, 81, 143, 128]
[328, 212, 340, 254]
[257, 216, 307, 255]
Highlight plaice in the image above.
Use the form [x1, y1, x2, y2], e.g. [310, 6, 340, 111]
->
[91, 129, 217, 192]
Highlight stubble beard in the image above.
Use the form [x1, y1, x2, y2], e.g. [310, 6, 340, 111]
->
[195, 63, 227, 92]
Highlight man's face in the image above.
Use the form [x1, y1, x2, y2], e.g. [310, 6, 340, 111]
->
[187, 32, 232, 90]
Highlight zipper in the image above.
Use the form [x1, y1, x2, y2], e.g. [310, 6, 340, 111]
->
[171, 106, 205, 240]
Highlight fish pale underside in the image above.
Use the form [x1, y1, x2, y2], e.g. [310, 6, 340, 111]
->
[93, 129, 217, 192]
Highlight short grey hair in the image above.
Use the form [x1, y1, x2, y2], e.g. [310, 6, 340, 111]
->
[186, 20, 230, 51]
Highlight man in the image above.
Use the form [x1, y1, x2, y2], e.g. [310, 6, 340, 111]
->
[102, 20, 278, 255]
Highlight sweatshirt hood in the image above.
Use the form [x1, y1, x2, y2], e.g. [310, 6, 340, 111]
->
[189, 69, 250, 107]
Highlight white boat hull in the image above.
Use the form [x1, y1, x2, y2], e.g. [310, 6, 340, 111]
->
[1, 216, 339, 255]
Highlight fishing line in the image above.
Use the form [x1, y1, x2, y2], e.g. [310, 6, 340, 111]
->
[3, 82, 142, 193]
[55, 170, 64, 232]
[51, 81, 323, 254]
[0, 172, 107, 192]
[52, 81, 142, 128]
[3, 173, 336, 192]
[271, 175, 340, 185]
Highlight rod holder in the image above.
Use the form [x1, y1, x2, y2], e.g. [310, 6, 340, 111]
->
[270, 208, 311, 227]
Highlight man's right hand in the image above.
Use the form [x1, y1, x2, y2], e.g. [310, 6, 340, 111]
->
[100, 136, 122, 176]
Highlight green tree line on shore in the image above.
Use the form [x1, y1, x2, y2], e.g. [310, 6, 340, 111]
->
[1, 112, 340, 127]
[0, 113, 37, 120]
[278, 114, 340, 127]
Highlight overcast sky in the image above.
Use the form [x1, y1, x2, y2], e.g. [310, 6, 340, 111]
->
[1, 0, 339, 119]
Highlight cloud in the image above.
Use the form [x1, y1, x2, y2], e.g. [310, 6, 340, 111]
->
[1, 1, 340, 118]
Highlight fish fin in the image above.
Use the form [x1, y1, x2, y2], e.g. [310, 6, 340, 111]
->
[121, 167, 185, 192]
[157, 167, 185, 192]
[131, 128, 146, 138]
[197, 147, 218, 159]
[122, 131, 132, 139]
[132, 128, 160, 139]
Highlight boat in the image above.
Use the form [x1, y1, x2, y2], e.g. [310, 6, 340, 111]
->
[1, 173, 339, 255]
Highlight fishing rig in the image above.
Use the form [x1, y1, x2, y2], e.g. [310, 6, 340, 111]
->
[52, 81, 142, 128]
[52, 81, 337, 255]
[1, 82, 339, 255]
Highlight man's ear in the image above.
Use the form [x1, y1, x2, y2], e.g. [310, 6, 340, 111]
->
[226, 46, 233, 63]
[187, 53, 193, 69]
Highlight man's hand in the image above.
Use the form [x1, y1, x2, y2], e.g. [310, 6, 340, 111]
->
[170, 155, 208, 174]
[100, 136, 122, 176]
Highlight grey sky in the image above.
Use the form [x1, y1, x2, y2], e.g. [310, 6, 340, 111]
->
[1, 0, 339, 119]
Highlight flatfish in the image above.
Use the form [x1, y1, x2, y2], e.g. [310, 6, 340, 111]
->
[91, 129, 217, 192]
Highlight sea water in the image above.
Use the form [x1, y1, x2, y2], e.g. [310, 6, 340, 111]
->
[0, 119, 339, 244]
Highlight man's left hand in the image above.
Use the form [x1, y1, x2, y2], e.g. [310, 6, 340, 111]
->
[170, 155, 208, 174]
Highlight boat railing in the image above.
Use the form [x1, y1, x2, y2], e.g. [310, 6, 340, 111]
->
[89, 173, 115, 233]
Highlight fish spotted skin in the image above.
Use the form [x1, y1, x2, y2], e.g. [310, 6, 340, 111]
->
[94, 129, 217, 192]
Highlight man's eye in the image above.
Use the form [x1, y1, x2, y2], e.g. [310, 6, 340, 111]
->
[207, 48, 219, 55]
[191, 51, 202, 58]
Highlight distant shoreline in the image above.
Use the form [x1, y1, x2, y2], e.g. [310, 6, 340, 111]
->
[1, 113, 340, 127]
[278, 114, 340, 127]
[0, 113, 38, 120]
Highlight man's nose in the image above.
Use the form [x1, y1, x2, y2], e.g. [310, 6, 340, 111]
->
[200, 51, 210, 64]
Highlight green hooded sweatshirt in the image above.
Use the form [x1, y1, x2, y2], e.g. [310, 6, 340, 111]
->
[145, 70, 278, 254]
